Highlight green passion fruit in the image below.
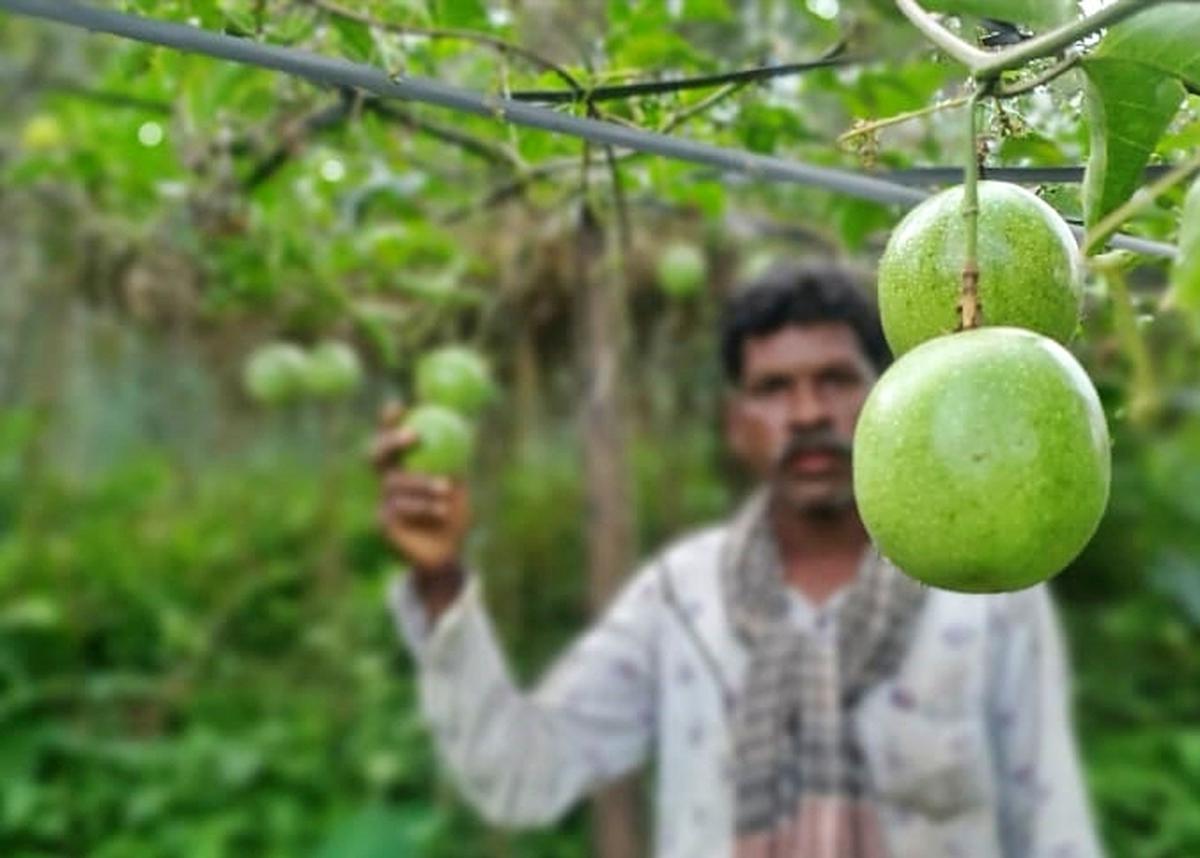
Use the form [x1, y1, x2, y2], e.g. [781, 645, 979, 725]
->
[402, 404, 475, 477]
[656, 242, 707, 299]
[303, 341, 363, 399]
[414, 346, 494, 417]
[878, 181, 1083, 355]
[853, 326, 1110, 592]
[243, 342, 309, 406]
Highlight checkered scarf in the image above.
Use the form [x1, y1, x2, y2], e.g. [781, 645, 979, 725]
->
[722, 489, 927, 857]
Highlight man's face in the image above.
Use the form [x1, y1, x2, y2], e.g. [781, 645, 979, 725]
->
[725, 322, 878, 516]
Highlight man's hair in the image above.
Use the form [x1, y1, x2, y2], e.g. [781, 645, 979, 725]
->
[719, 259, 891, 383]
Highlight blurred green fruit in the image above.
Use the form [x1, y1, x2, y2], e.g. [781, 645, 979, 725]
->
[304, 341, 363, 399]
[737, 250, 776, 284]
[415, 346, 493, 416]
[853, 327, 1110, 592]
[402, 405, 474, 476]
[878, 181, 1082, 355]
[656, 242, 707, 298]
[21, 114, 65, 152]
[243, 343, 310, 406]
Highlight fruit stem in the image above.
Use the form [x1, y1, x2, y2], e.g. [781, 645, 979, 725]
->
[958, 86, 983, 331]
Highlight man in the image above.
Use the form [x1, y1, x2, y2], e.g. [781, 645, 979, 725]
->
[371, 260, 1103, 858]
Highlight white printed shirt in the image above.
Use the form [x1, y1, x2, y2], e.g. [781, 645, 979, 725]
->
[390, 521, 1105, 858]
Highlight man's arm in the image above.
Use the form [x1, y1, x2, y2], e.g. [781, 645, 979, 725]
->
[370, 401, 658, 826]
[389, 561, 660, 827]
[988, 587, 1105, 858]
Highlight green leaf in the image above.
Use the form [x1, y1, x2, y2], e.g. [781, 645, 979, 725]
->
[434, 0, 489, 28]
[1091, 3, 1200, 89]
[330, 16, 375, 63]
[922, 0, 1075, 29]
[831, 198, 894, 251]
[681, 0, 735, 22]
[217, 0, 258, 34]
[1081, 58, 1184, 233]
[735, 103, 812, 154]
[1169, 174, 1200, 314]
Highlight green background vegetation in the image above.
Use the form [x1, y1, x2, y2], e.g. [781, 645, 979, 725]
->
[3, 0, 1200, 855]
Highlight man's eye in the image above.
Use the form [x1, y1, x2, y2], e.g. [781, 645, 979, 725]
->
[821, 370, 860, 387]
[750, 379, 789, 396]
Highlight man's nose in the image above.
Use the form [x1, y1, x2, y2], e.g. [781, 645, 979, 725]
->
[787, 382, 831, 427]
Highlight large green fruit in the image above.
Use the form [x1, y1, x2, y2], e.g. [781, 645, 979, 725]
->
[402, 404, 474, 477]
[853, 327, 1110, 592]
[656, 242, 707, 299]
[878, 181, 1082, 355]
[303, 341, 363, 399]
[415, 346, 493, 416]
[242, 342, 309, 406]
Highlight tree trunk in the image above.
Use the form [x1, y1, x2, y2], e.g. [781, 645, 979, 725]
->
[574, 202, 643, 858]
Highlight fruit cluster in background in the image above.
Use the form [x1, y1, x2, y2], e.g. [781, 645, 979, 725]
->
[242, 341, 363, 406]
[402, 346, 495, 477]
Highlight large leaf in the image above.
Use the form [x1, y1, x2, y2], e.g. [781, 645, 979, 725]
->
[922, 0, 1076, 29]
[1080, 58, 1184, 234]
[1090, 2, 1200, 88]
[1081, 3, 1200, 234]
[1169, 174, 1200, 314]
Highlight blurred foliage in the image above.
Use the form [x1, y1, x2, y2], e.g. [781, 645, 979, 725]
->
[3, 0, 1200, 855]
[0, 385, 730, 857]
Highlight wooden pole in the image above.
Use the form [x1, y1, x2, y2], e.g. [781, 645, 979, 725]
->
[574, 202, 643, 858]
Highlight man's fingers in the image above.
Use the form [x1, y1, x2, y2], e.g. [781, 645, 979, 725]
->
[383, 471, 454, 499]
[378, 400, 406, 429]
[369, 428, 420, 471]
[383, 493, 451, 523]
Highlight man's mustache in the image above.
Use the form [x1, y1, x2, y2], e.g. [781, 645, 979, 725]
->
[774, 429, 852, 470]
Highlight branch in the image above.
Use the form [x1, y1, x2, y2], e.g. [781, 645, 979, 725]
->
[35, 77, 173, 113]
[365, 100, 522, 167]
[1083, 149, 1200, 256]
[895, 0, 991, 69]
[443, 80, 752, 222]
[975, 0, 1167, 79]
[509, 46, 852, 104]
[242, 89, 519, 191]
[295, 0, 582, 94]
[992, 50, 1080, 97]
[898, 0, 1164, 79]
[838, 94, 970, 146]
[837, 53, 1084, 148]
[243, 91, 357, 189]
[663, 80, 749, 131]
